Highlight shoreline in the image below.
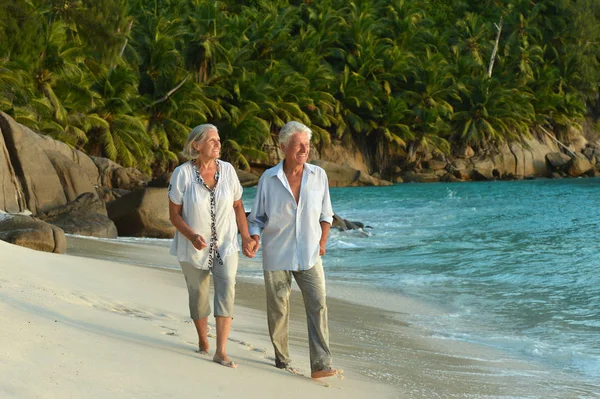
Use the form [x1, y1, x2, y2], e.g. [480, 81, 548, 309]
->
[61, 235, 596, 398]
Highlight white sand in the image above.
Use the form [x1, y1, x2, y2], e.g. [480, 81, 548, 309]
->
[0, 240, 399, 399]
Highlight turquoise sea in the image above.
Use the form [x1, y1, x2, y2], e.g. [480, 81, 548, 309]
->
[242, 178, 600, 396]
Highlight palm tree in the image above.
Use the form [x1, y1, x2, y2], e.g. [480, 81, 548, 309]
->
[452, 75, 534, 148]
[402, 49, 457, 154]
[84, 66, 150, 170]
[181, 0, 230, 83]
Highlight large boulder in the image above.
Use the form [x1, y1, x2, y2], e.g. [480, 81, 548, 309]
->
[315, 140, 371, 176]
[236, 169, 260, 187]
[332, 214, 366, 231]
[583, 147, 599, 165]
[450, 159, 472, 180]
[0, 214, 66, 253]
[0, 128, 25, 213]
[490, 143, 517, 178]
[312, 160, 359, 186]
[0, 112, 67, 213]
[546, 152, 572, 170]
[35, 133, 100, 191]
[456, 145, 475, 159]
[355, 171, 393, 186]
[471, 158, 495, 180]
[439, 173, 460, 182]
[0, 112, 101, 214]
[91, 156, 150, 191]
[566, 126, 588, 153]
[100, 187, 131, 203]
[518, 137, 555, 177]
[474, 135, 557, 180]
[424, 159, 447, 171]
[107, 187, 175, 238]
[37, 193, 117, 238]
[401, 171, 440, 183]
[567, 153, 594, 177]
[310, 160, 392, 187]
[45, 151, 99, 202]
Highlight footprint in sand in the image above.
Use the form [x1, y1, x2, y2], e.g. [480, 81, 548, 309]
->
[230, 339, 252, 348]
[253, 347, 268, 355]
[228, 338, 267, 354]
[160, 326, 178, 336]
[112, 306, 153, 320]
[160, 325, 177, 331]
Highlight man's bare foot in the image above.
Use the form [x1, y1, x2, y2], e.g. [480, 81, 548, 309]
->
[198, 339, 209, 355]
[213, 355, 237, 368]
[311, 367, 338, 379]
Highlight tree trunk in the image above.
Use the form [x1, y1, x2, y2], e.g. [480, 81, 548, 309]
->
[488, 17, 503, 78]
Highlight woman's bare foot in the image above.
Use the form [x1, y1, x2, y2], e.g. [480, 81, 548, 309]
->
[198, 338, 210, 355]
[311, 367, 338, 379]
[213, 354, 237, 368]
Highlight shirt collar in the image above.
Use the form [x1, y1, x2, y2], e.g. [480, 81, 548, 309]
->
[272, 161, 316, 179]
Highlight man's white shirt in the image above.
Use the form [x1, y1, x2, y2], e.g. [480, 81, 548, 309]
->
[248, 162, 333, 271]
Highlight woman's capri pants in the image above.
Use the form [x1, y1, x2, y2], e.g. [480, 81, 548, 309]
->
[179, 252, 238, 319]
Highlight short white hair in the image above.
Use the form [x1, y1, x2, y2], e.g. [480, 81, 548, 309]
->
[181, 124, 218, 159]
[279, 121, 312, 147]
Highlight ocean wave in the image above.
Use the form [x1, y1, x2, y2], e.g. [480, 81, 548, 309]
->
[328, 240, 361, 249]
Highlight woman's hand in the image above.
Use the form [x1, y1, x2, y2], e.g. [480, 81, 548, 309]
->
[242, 235, 260, 258]
[191, 234, 208, 250]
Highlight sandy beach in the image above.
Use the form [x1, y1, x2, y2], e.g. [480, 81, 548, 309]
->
[0, 239, 400, 399]
[3, 235, 596, 399]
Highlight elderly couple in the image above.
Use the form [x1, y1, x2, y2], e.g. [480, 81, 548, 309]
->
[168, 121, 338, 379]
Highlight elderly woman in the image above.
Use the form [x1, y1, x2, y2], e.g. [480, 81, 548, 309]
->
[168, 124, 258, 368]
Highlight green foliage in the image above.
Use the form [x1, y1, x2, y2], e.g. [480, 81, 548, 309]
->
[1, 0, 600, 175]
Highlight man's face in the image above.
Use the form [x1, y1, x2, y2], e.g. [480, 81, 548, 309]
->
[282, 132, 310, 165]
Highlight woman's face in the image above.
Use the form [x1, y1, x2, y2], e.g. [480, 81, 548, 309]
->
[194, 129, 221, 160]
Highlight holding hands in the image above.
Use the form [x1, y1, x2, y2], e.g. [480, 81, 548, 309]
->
[242, 235, 261, 258]
[189, 233, 259, 258]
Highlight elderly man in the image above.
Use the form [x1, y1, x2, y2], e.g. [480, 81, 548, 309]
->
[247, 121, 338, 379]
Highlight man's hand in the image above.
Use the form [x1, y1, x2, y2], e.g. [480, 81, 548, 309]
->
[242, 235, 261, 258]
[251, 235, 261, 253]
[242, 236, 256, 258]
[319, 221, 330, 257]
[319, 242, 326, 256]
[190, 234, 208, 251]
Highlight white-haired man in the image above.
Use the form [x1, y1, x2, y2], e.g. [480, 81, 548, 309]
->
[247, 121, 338, 378]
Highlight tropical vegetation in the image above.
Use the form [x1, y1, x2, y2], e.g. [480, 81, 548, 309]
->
[1, 0, 599, 175]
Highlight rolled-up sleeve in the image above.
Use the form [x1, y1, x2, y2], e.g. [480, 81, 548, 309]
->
[231, 167, 243, 201]
[319, 172, 334, 224]
[247, 175, 267, 236]
[168, 167, 185, 205]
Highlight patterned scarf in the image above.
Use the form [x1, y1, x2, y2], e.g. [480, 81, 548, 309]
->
[191, 159, 223, 268]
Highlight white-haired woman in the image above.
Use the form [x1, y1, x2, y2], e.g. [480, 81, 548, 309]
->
[168, 124, 258, 368]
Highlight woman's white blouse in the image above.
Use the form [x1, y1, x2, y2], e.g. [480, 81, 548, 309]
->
[168, 160, 242, 269]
